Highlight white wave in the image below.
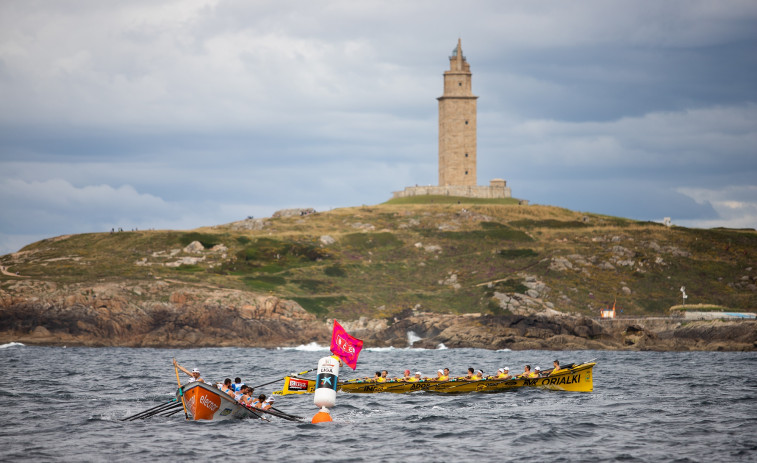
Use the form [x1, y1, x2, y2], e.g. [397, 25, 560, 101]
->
[277, 342, 329, 351]
[0, 342, 25, 349]
[436, 343, 448, 350]
[365, 346, 396, 352]
[406, 330, 422, 346]
[496, 348, 512, 352]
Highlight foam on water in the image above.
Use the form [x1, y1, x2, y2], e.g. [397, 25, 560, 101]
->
[0, 342, 24, 349]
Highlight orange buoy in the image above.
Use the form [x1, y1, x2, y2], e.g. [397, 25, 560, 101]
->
[311, 406, 332, 423]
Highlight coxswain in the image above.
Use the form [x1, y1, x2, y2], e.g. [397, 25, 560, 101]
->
[549, 360, 562, 376]
[173, 359, 204, 383]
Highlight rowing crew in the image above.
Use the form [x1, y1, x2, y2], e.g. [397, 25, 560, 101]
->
[174, 359, 274, 410]
[359, 360, 566, 382]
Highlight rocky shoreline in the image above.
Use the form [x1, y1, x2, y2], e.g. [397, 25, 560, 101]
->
[1, 282, 755, 351]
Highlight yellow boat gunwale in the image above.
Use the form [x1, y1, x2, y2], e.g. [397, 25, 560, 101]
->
[274, 363, 595, 395]
[272, 362, 595, 395]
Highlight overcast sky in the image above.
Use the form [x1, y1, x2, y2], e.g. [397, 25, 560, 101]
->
[1, 0, 756, 255]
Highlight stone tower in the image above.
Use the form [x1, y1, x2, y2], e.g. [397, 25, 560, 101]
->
[438, 38, 478, 187]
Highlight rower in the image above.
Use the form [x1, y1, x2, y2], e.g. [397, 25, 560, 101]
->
[173, 359, 204, 383]
[472, 369, 484, 380]
[261, 396, 275, 411]
[232, 377, 245, 393]
[532, 366, 541, 378]
[462, 367, 475, 380]
[436, 369, 449, 381]
[399, 369, 412, 381]
[518, 365, 532, 378]
[252, 394, 266, 409]
[492, 367, 511, 379]
[549, 360, 562, 376]
[381, 370, 389, 381]
[443, 368, 450, 378]
[408, 371, 422, 382]
[217, 378, 234, 395]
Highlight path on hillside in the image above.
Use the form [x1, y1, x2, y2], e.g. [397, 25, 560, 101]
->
[0, 265, 29, 278]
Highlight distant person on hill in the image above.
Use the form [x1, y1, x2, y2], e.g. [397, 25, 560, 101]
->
[173, 359, 204, 383]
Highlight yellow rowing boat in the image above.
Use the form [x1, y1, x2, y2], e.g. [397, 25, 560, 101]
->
[274, 362, 595, 395]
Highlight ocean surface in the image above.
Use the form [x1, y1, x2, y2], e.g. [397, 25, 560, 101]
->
[1, 342, 755, 462]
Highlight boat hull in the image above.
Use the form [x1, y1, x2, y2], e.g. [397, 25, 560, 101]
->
[177, 381, 262, 420]
[337, 362, 595, 394]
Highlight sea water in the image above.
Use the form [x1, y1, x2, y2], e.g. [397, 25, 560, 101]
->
[0, 343, 755, 462]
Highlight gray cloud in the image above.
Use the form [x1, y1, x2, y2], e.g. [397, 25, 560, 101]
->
[1, 0, 756, 254]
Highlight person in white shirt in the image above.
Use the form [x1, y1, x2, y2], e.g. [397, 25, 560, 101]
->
[173, 358, 204, 383]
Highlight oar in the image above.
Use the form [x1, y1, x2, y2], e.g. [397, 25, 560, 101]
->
[121, 400, 177, 421]
[251, 369, 315, 390]
[271, 406, 303, 420]
[125, 401, 182, 421]
[150, 403, 184, 418]
[253, 406, 303, 422]
[173, 362, 189, 420]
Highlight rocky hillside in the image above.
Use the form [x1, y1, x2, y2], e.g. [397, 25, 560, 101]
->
[1, 198, 755, 349]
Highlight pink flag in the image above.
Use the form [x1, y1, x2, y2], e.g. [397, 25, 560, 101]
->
[330, 320, 363, 370]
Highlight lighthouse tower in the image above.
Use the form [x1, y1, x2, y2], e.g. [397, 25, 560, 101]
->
[438, 38, 478, 187]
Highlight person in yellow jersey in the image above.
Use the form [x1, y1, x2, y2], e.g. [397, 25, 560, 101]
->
[549, 360, 562, 376]
[381, 370, 389, 381]
[491, 367, 511, 379]
[531, 366, 541, 378]
[461, 367, 475, 380]
[517, 365, 532, 378]
[408, 371, 422, 382]
[436, 369, 449, 381]
[399, 369, 412, 381]
[471, 369, 484, 380]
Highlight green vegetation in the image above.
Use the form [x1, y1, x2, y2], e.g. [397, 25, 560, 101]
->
[3, 202, 755, 320]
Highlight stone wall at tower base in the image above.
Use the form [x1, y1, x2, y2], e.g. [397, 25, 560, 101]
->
[392, 183, 512, 200]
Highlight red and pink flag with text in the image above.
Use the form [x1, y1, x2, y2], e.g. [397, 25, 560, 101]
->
[330, 320, 363, 370]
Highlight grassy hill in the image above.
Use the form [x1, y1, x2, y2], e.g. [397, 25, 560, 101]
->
[2, 198, 755, 320]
